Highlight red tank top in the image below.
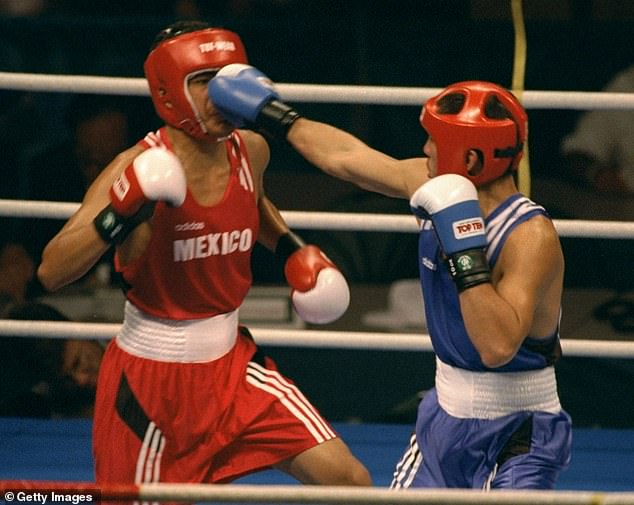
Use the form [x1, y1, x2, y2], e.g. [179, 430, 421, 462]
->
[116, 128, 259, 320]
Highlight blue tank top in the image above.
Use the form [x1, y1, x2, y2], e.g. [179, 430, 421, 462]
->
[417, 193, 560, 372]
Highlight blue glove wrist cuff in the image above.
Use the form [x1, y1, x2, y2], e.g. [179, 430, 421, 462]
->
[256, 100, 301, 140]
[446, 248, 491, 292]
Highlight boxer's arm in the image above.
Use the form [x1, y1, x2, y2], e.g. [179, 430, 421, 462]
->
[257, 197, 349, 324]
[288, 118, 428, 199]
[256, 195, 288, 251]
[209, 65, 428, 199]
[39, 146, 186, 291]
[459, 217, 563, 368]
[37, 147, 143, 291]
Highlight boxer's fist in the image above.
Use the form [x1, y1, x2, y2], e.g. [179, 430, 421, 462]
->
[284, 245, 350, 324]
[410, 174, 491, 291]
[94, 148, 187, 244]
[110, 147, 187, 217]
[208, 64, 278, 126]
[209, 64, 300, 139]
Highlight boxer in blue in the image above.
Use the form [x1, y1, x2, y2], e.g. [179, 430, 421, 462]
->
[208, 66, 572, 490]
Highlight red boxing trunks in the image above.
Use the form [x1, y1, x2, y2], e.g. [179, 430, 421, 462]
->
[93, 327, 336, 484]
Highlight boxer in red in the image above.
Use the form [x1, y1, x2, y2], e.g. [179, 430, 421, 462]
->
[37, 20, 370, 488]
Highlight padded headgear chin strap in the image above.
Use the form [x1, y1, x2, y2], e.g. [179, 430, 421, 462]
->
[144, 28, 248, 141]
[420, 81, 528, 187]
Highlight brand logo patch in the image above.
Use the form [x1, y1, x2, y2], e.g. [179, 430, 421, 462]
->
[174, 222, 205, 232]
[421, 257, 437, 271]
[452, 217, 484, 239]
[112, 173, 130, 201]
[199, 41, 236, 53]
[102, 211, 116, 230]
[455, 254, 474, 272]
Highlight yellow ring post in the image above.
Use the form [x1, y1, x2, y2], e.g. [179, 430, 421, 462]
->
[511, 0, 530, 196]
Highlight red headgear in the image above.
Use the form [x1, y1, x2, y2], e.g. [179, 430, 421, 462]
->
[144, 28, 248, 140]
[420, 81, 528, 187]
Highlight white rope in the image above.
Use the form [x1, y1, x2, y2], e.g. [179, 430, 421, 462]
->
[0, 72, 150, 96]
[552, 220, 634, 240]
[1, 199, 634, 239]
[0, 199, 79, 220]
[1, 71, 634, 110]
[131, 483, 634, 504]
[1, 320, 632, 359]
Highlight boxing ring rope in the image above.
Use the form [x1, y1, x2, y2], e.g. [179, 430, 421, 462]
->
[1, 319, 633, 359]
[2, 481, 634, 505]
[2, 71, 634, 110]
[2, 199, 634, 239]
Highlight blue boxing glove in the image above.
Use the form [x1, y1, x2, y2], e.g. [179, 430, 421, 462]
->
[410, 174, 491, 291]
[209, 64, 300, 139]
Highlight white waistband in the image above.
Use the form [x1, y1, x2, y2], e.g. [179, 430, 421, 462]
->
[116, 301, 239, 363]
[435, 357, 562, 419]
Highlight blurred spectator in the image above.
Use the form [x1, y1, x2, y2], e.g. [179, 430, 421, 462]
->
[560, 63, 634, 195]
[24, 94, 144, 285]
[0, 0, 47, 16]
[0, 239, 35, 314]
[0, 91, 44, 200]
[27, 94, 133, 205]
[0, 302, 104, 418]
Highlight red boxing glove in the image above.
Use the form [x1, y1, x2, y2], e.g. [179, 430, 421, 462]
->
[110, 147, 186, 217]
[284, 245, 350, 324]
[94, 147, 187, 244]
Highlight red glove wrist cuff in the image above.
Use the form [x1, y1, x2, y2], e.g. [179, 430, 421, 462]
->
[284, 245, 335, 292]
